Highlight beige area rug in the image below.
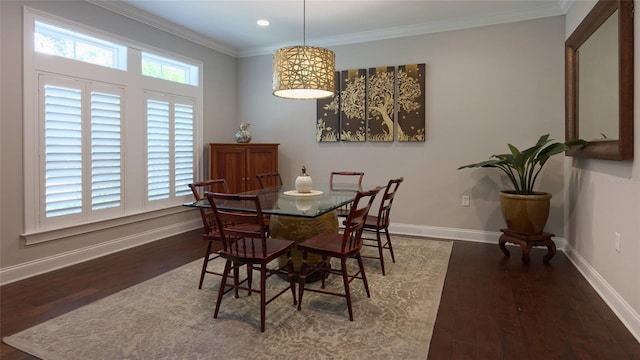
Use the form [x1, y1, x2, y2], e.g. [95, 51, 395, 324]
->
[3, 236, 452, 360]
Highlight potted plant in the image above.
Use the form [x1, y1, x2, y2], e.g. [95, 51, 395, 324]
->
[458, 134, 585, 234]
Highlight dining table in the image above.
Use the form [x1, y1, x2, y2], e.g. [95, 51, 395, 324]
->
[184, 182, 378, 280]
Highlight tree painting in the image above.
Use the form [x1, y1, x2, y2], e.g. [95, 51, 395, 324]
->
[367, 66, 396, 142]
[397, 64, 425, 142]
[339, 69, 367, 142]
[316, 71, 341, 142]
[317, 63, 425, 143]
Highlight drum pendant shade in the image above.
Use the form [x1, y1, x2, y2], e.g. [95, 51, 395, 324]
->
[272, 1, 335, 100]
[273, 46, 335, 99]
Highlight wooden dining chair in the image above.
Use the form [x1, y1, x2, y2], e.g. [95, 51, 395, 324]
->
[256, 172, 283, 189]
[329, 171, 365, 218]
[361, 177, 404, 276]
[254, 172, 283, 236]
[296, 186, 381, 321]
[206, 192, 297, 332]
[189, 179, 230, 289]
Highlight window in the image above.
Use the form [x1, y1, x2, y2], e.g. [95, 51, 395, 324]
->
[35, 21, 127, 70]
[24, 10, 202, 237]
[146, 97, 195, 201]
[41, 76, 123, 222]
[142, 52, 198, 86]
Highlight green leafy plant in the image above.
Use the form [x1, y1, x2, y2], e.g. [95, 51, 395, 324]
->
[458, 134, 586, 195]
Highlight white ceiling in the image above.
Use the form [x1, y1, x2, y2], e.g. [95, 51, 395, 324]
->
[90, 0, 571, 57]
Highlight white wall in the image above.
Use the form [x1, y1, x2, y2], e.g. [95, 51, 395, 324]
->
[564, 0, 640, 342]
[0, 0, 237, 279]
[238, 16, 567, 239]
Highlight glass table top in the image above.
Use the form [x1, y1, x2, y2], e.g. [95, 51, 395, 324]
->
[184, 183, 379, 218]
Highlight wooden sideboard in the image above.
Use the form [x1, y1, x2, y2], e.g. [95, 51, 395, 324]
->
[208, 143, 279, 193]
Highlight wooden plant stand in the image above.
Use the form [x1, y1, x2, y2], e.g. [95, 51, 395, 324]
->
[498, 229, 556, 264]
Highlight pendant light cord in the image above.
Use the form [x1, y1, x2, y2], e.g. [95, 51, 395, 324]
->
[303, 0, 306, 46]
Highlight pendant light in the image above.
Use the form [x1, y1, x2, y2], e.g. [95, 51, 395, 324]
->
[272, 0, 335, 99]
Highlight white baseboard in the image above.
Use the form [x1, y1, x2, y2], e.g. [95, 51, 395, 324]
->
[389, 222, 568, 250]
[564, 245, 640, 343]
[0, 219, 201, 286]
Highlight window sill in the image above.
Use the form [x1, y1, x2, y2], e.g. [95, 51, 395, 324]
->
[21, 206, 194, 245]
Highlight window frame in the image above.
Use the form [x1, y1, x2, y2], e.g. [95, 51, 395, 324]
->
[22, 8, 204, 242]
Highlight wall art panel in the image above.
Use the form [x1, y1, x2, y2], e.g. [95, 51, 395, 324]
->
[339, 68, 367, 142]
[316, 71, 341, 142]
[397, 63, 425, 142]
[367, 66, 396, 142]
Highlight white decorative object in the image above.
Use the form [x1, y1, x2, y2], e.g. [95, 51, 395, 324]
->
[235, 122, 252, 143]
[295, 165, 313, 193]
[295, 197, 313, 213]
[283, 190, 323, 196]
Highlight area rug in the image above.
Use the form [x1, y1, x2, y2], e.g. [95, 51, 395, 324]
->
[3, 236, 452, 360]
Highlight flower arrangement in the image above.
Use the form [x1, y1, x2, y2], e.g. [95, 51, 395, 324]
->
[240, 122, 251, 131]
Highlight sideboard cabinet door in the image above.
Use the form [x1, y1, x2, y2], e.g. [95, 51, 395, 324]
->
[208, 143, 279, 193]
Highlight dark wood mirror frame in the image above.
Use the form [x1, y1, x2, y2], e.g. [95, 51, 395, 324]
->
[565, 0, 634, 160]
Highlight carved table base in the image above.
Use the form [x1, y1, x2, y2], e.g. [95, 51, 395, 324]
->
[270, 211, 338, 282]
[498, 229, 556, 264]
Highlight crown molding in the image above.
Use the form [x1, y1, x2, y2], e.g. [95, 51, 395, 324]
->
[86, 0, 239, 57]
[559, 0, 575, 13]
[87, 0, 566, 59]
[239, 2, 566, 57]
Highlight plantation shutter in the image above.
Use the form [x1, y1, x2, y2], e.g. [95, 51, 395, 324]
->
[90, 91, 121, 210]
[147, 99, 171, 201]
[44, 84, 83, 218]
[174, 103, 194, 197]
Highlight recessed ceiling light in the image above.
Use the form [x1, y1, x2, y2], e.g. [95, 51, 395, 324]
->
[257, 19, 270, 27]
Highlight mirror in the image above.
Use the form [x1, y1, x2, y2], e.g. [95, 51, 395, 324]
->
[565, 0, 634, 160]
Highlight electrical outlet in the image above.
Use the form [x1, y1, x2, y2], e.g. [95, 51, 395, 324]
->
[462, 195, 470, 207]
[615, 232, 621, 253]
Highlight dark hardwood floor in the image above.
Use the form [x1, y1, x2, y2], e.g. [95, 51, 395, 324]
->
[428, 240, 640, 360]
[1, 231, 639, 359]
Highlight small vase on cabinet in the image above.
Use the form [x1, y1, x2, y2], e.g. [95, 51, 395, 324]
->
[235, 123, 252, 143]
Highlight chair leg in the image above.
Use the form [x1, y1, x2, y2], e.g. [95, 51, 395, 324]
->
[232, 262, 240, 298]
[385, 228, 396, 263]
[320, 255, 328, 289]
[214, 260, 232, 319]
[198, 241, 213, 289]
[297, 252, 308, 311]
[286, 250, 297, 305]
[260, 264, 267, 332]
[356, 253, 371, 298]
[375, 230, 386, 276]
[340, 258, 354, 321]
[246, 264, 253, 296]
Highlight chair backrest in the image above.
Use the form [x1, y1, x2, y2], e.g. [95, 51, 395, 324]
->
[330, 172, 365, 217]
[206, 192, 268, 258]
[330, 171, 364, 189]
[189, 179, 229, 234]
[342, 187, 381, 252]
[256, 172, 283, 189]
[375, 177, 404, 227]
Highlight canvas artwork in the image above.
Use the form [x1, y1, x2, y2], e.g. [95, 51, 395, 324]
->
[397, 64, 425, 142]
[316, 71, 341, 142]
[367, 66, 396, 142]
[339, 68, 367, 142]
